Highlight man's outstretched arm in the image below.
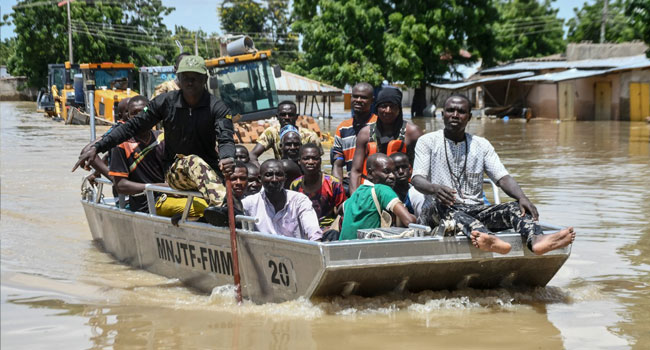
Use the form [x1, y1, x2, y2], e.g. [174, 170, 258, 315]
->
[497, 175, 539, 220]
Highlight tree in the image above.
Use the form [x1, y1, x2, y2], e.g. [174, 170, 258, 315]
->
[0, 38, 16, 67]
[5, 0, 176, 88]
[567, 0, 641, 43]
[625, 0, 650, 56]
[219, 0, 268, 35]
[291, 0, 500, 115]
[493, 0, 566, 62]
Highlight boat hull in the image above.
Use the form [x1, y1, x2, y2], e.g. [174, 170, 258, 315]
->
[82, 200, 570, 304]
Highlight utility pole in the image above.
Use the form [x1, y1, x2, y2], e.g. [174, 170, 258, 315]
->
[600, 0, 608, 44]
[194, 33, 199, 55]
[58, 0, 74, 64]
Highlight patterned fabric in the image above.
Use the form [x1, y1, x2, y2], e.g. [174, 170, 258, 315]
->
[165, 154, 223, 206]
[411, 130, 509, 205]
[289, 174, 347, 228]
[153, 79, 180, 97]
[108, 130, 165, 212]
[339, 180, 401, 240]
[256, 124, 322, 159]
[241, 189, 323, 241]
[418, 199, 543, 249]
[330, 114, 378, 172]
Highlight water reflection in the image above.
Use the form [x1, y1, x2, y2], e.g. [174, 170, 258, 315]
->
[2, 102, 650, 349]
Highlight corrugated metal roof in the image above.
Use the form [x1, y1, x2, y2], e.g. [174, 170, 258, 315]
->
[518, 69, 609, 83]
[430, 71, 535, 90]
[481, 54, 648, 73]
[517, 58, 649, 83]
[275, 70, 342, 96]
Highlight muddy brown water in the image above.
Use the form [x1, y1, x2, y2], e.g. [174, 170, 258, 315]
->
[1, 101, 649, 349]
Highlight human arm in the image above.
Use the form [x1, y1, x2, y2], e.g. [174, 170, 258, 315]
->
[299, 196, 323, 241]
[330, 129, 345, 179]
[497, 175, 538, 220]
[409, 134, 456, 206]
[113, 176, 167, 195]
[73, 100, 162, 171]
[89, 154, 110, 179]
[213, 103, 236, 177]
[249, 143, 267, 168]
[392, 202, 416, 227]
[349, 126, 370, 194]
[411, 175, 456, 206]
[249, 127, 274, 167]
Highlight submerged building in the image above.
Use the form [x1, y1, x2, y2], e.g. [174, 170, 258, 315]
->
[432, 42, 650, 121]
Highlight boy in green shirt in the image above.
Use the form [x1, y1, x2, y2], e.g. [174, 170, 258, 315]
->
[339, 153, 416, 240]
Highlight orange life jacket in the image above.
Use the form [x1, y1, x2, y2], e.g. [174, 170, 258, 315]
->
[361, 121, 408, 177]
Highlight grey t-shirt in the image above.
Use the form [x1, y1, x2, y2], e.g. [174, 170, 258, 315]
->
[411, 130, 509, 205]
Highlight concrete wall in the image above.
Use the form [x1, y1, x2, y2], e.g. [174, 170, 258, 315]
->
[525, 83, 558, 119]
[573, 74, 621, 120]
[566, 42, 648, 60]
[0, 77, 37, 101]
[618, 68, 650, 121]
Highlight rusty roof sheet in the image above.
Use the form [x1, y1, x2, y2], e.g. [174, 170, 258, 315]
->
[481, 54, 648, 74]
[430, 71, 535, 90]
[275, 70, 342, 96]
[518, 69, 609, 83]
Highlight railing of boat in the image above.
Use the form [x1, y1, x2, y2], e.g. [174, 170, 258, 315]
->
[81, 175, 565, 235]
[81, 175, 259, 230]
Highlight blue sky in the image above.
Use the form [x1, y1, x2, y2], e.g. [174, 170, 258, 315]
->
[1, 0, 592, 40]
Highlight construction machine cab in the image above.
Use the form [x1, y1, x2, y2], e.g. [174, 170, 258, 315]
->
[206, 37, 279, 122]
[80, 62, 137, 123]
[37, 62, 80, 119]
[139, 66, 175, 100]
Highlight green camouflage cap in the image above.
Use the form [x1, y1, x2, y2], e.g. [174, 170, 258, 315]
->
[176, 55, 207, 75]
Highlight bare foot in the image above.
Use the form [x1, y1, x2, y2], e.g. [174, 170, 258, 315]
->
[531, 227, 575, 255]
[470, 231, 512, 254]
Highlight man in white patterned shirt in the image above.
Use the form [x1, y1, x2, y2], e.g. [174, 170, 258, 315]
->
[411, 95, 575, 255]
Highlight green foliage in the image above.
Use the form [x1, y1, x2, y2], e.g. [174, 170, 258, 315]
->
[0, 38, 16, 66]
[493, 0, 566, 62]
[291, 0, 499, 88]
[567, 0, 641, 43]
[219, 0, 268, 35]
[625, 0, 650, 56]
[6, 0, 176, 88]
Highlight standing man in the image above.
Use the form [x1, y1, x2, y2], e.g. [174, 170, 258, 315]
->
[153, 52, 190, 97]
[330, 83, 378, 187]
[350, 87, 423, 193]
[290, 143, 347, 229]
[241, 159, 322, 241]
[411, 95, 575, 255]
[249, 101, 322, 166]
[73, 55, 236, 215]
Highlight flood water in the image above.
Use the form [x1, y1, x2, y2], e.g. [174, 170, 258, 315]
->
[1, 101, 649, 349]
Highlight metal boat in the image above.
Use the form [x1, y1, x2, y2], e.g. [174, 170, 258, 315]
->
[81, 178, 571, 304]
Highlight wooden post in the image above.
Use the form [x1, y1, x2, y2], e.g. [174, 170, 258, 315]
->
[225, 177, 243, 304]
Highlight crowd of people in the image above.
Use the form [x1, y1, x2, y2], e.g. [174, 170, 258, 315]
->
[73, 54, 575, 255]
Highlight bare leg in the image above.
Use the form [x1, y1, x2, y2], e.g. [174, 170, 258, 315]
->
[531, 227, 575, 255]
[470, 231, 512, 254]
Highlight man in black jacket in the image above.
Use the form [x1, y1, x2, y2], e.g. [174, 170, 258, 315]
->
[73, 55, 235, 208]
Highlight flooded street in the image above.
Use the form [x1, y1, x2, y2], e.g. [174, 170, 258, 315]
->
[1, 101, 649, 349]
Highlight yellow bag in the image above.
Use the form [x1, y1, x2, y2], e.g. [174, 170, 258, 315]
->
[155, 194, 209, 217]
